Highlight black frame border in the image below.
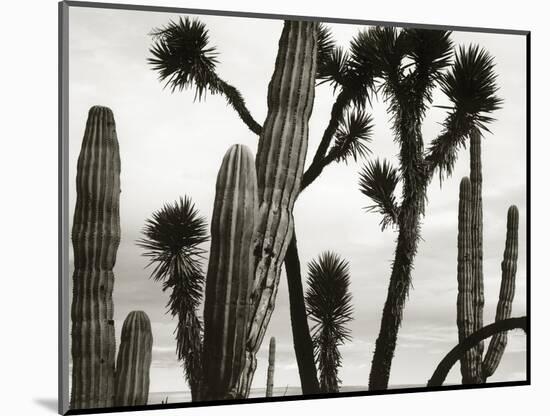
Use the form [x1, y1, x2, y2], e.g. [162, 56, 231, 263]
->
[59, 1, 531, 414]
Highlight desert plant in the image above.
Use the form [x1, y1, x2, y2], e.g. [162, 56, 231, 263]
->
[266, 337, 276, 397]
[201, 144, 258, 400]
[137, 197, 208, 400]
[428, 316, 527, 387]
[359, 35, 502, 389]
[305, 252, 353, 393]
[149, 18, 376, 395]
[70, 105, 120, 409]
[238, 20, 319, 396]
[114, 311, 153, 406]
[456, 178, 520, 384]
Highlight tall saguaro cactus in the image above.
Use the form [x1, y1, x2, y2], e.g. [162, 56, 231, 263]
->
[266, 337, 276, 397]
[70, 106, 121, 409]
[456, 176, 519, 383]
[456, 177, 478, 383]
[239, 20, 318, 396]
[470, 129, 484, 375]
[114, 311, 153, 406]
[201, 144, 259, 400]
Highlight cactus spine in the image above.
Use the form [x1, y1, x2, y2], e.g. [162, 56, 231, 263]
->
[266, 337, 276, 397]
[201, 144, 258, 400]
[482, 205, 519, 378]
[470, 129, 484, 377]
[70, 106, 120, 409]
[239, 19, 318, 397]
[114, 311, 153, 406]
[456, 177, 478, 383]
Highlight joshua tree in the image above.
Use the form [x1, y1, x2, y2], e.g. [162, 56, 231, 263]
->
[358, 29, 502, 389]
[148, 18, 376, 395]
[305, 252, 354, 393]
[137, 196, 208, 401]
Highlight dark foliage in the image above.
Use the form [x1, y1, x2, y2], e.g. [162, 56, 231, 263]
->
[359, 159, 400, 230]
[305, 252, 353, 393]
[136, 196, 209, 397]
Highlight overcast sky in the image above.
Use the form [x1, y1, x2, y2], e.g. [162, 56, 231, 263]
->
[67, 6, 527, 396]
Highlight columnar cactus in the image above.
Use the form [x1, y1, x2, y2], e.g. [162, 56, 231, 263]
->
[470, 130, 484, 374]
[114, 311, 153, 406]
[482, 205, 519, 378]
[266, 337, 276, 397]
[456, 177, 478, 383]
[70, 106, 120, 409]
[456, 175, 520, 383]
[239, 19, 318, 397]
[201, 144, 259, 400]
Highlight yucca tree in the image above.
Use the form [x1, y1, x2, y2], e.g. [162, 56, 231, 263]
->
[136, 196, 209, 401]
[305, 252, 353, 393]
[359, 31, 502, 390]
[148, 19, 376, 395]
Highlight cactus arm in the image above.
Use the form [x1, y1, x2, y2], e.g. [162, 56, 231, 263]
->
[469, 129, 485, 374]
[266, 337, 276, 397]
[482, 205, 519, 379]
[70, 106, 120, 409]
[428, 316, 527, 387]
[238, 20, 318, 396]
[456, 177, 480, 384]
[114, 311, 153, 406]
[201, 144, 258, 400]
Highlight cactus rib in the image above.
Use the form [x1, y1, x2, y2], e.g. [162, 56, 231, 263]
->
[70, 106, 120, 409]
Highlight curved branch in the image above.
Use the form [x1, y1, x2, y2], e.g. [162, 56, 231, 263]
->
[427, 316, 527, 387]
[216, 79, 262, 135]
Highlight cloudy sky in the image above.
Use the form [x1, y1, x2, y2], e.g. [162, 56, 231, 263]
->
[67, 5, 527, 396]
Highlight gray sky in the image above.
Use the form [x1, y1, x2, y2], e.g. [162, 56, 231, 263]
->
[67, 6, 527, 394]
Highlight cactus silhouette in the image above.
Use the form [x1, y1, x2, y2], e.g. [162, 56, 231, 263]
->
[456, 173, 519, 383]
[239, 20, 318, 396]
[70, 106, 120, 409]
[201, 144, 258, 400]
[114, 311, 153, 406]
[266, 337, 276, 397]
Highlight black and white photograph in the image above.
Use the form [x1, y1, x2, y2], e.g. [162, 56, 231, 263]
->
[59, 1, 529, 414]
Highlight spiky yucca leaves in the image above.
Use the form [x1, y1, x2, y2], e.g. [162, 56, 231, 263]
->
[426, 45, 503, 181]
[148, 17, 261, 134]
[367, 27, 454, 391]
[305, 252, 353, 393]
[359, 159, 400, 230]
[136, 196, 208, 401]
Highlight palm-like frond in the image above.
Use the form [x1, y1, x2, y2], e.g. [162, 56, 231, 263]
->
[148, 17, 219, 100]
[440, 44, 503, 129]
[305, 252, 353, 393]
[317, 46, 350, 89]
[402, 29, 454, 108]
[426, 45, 502, 180]
[329, 109, 374, 163]
[317, 23, 336, 79]
[136, 196, 209, 395]
[359, 159, 400, 230]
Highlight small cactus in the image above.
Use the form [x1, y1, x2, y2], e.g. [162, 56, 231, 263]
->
[114, 311, 153, 407]
[266, 337, 276, 397]
[70, 106, 120, 409]
[482, 205, 519, 378]
[201, 144, 258, 400]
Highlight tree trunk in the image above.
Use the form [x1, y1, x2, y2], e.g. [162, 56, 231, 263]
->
[284, 230, 321, 394]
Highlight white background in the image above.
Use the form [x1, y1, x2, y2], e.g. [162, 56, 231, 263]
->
[0, 0, 547, 415]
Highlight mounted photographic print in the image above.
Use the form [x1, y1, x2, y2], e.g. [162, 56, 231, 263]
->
[58, 1, 530, 414]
